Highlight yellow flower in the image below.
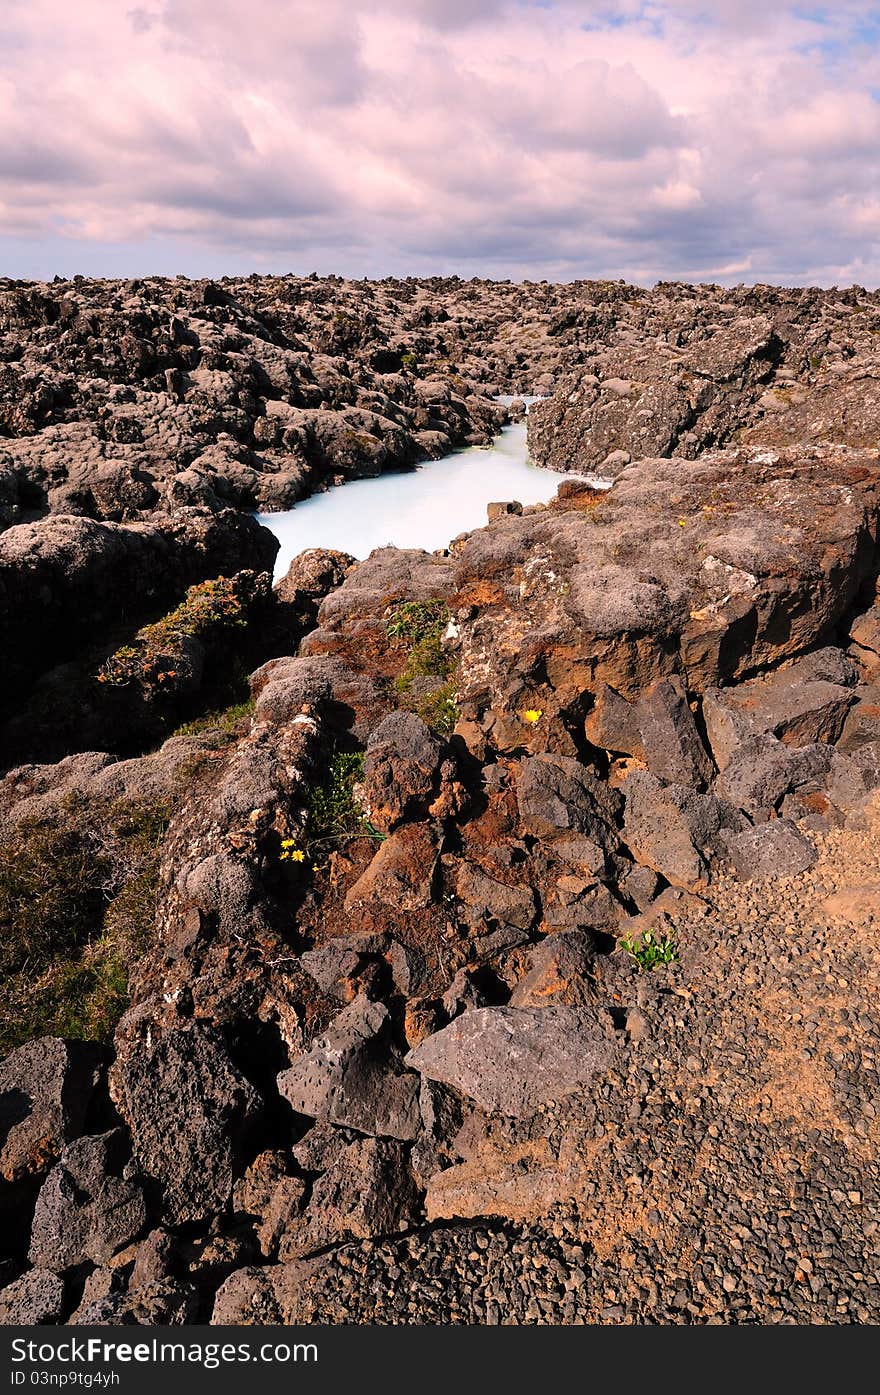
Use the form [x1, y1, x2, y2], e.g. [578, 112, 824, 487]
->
[280, 838, 296, 849]
[523, 708, 543, 724]
[677, 518, 687, 527]
[290, 849, 306, 863]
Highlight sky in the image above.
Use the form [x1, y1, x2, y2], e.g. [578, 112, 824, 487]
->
[1, 1, 879, 285]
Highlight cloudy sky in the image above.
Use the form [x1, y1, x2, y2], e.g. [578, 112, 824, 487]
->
[1, 1, 879, 285]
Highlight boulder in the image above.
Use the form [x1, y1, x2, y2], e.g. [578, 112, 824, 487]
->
[211, 1266, 284, 1325]
[277, 996, 421, 1141]
[299, 934, 389, 1003]
[622, 770, 743, 890]
[28, 1130, 146, 1270]
[714, 734, 832, 818]
[0, 1036, 103, 1183]
[516, 753, 621, 843]
[274, 547, 355, 631]
[344, 823, 439, 912]
[702, 653, 854, 757]
[404, 1005, 618, 1117]
[112, 1024, 263, 1225]
[725, 820, 817, 880]
[0, 1268, 65, 1324]
[509, 930, 596, 1009]
[276, 1138, 419, 1259]
[637, 675, 714, 788]
[850, 607, 880, 660]
[360, 711, 452, 832]
[455, 862, 538, 934]
[0, 508, 277, 716]
[584, 683, 644, 758]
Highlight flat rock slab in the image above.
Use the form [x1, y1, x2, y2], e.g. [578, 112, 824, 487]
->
[404, 1005, 618, 1117]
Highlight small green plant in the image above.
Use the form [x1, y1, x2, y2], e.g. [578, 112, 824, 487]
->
[619, 927, 679, 972]
[385, 598, 449, 645]
[400, 350, 418, 371]
[386, 599, 458, 734]
[302, 749, 385, 857]
[415, 680, 460, 737]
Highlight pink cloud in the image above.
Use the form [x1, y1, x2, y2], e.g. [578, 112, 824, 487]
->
[0, 1, 878, 284]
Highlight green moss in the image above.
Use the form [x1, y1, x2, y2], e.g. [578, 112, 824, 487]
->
[385, 598, 449, 645]
[98, 576, 251, 690]
[414, 680, 460, 737]
[0, 795, 172, 1054]
[386, 599, 458, 734]
[172, 697, 255, 739]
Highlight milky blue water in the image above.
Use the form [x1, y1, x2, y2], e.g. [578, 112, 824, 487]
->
[258, 399, 602, 577]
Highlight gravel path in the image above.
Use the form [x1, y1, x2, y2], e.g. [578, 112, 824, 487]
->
[273, 798, 880, 1324]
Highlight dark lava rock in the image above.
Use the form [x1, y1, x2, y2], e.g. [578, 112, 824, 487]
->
[112, 1024, 263, 1225]
[0, 1267, 65, 1324]
[724, 818, 818, 880]
[404, 1005, 618, 1117]
[277, 996, 421, 1142]
[0, 1036, 104, 1184]
[28, 1129, 146, 1270]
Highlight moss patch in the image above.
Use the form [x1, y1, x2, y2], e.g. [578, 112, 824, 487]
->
[386, 599, 460, 736]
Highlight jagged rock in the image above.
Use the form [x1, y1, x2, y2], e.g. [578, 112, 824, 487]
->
[455, 862, 538, 934]
[28, 1129, 146, 1270]
[725, 820, 817, 880]
[516, 753, 621, 843]
[211, 1266, 283, 1325]
[584, 683, 644, 758]
[0, 1267, 65, 1324]
[452, 449, 880, 733]
[637, 675, 714, 788]
[344, 823, 439, 912]
[839, 686, 880, 752]
[714, 734, 832, 818]
[404, 1005, 618, 1117]
[274, 547, 355, 631]
[299, 934, 389, 1003]
[440, 967, 490, 1020]
[850, 608, 880, 660]
[703, 652, 854, 758]
[0, 1036, 104, 1183]
[256, 1176, 309, 1259]
[824, 743, 880, 814]
[527, 315, 780, 476]
[360, 711, 456, 832]
[620, 863, 663, 910]
[509, 931, 596, 1008]
[72, 1281, 200, 1325]
[274, 1138, 419, 1259]
[277, 996, 421, 1141]
[623, 770, 744, 890]
[112, 1024, 262, 1225]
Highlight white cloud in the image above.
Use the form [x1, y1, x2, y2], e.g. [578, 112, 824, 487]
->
[0, 0, 877, 283]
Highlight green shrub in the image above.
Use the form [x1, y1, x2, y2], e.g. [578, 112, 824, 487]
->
[619, 927, 679, 972]
[172, 697, 255, 739]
